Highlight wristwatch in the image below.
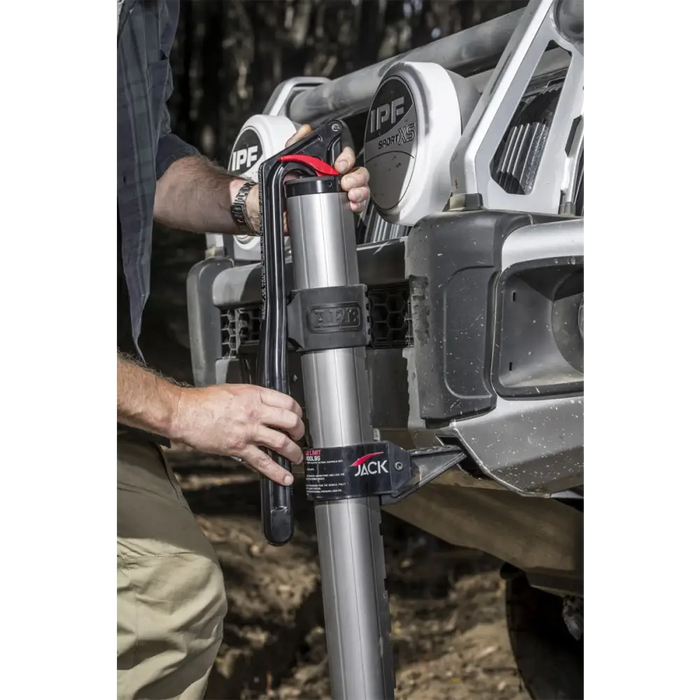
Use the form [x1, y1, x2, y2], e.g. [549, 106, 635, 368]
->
[230, 180, 256, 235]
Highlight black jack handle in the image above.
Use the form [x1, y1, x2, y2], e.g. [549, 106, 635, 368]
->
[256, 121, 344, 546]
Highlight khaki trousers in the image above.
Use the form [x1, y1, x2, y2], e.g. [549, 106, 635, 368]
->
[117, 435, 227, 699]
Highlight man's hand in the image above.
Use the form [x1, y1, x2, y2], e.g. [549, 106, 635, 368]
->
[118, 355, 304, 486]
[243, 123, 371, 234]
[172, 384, 304, 486]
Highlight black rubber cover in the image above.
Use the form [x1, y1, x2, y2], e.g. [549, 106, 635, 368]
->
[405, 210, 540, 422]
[287, 284, 370, 351]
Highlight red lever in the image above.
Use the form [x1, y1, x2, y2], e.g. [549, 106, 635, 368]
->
[279, 154, 339, 177]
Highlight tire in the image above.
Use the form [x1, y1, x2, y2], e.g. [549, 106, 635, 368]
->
[506, 575, 583, 699]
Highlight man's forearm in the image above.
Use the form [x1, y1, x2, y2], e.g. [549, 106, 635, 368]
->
[117, 354, 183, 438]
[154, 155, 249, 234]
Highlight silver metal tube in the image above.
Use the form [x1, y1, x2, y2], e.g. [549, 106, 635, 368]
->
[288, 9, 524, 126]
[287, 189, 394, 700]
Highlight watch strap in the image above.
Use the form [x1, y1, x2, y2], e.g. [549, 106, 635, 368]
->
[230, 180, 256, 235]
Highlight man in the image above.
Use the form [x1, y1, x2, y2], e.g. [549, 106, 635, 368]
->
[117, 2, 371, 698]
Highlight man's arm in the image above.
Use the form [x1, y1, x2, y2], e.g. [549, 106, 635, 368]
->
[151, 5, 369, 234]
[153, 125, 371, 235]
[117, 354, 305, 485]
[153, 155, 252, 235]
[150, 5, 242, 234]
[117, 353, 181, 438]
[149, 41, 250, 233]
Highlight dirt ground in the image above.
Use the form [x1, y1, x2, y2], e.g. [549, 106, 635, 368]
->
[168, 449, 529, 700]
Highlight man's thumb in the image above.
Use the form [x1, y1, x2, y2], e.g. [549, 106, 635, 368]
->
[285, 124, 312, 148]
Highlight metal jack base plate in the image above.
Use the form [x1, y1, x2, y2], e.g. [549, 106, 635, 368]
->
[381, 446, 465, 506]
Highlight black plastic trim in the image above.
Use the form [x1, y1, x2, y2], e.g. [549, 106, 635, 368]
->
[285, 176, 342, 198]
[406, 210, 545, 422]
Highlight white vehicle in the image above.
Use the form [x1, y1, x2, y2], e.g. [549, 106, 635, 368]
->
[188, 1, 584, 697]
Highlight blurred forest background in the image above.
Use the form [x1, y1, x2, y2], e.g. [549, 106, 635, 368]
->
[144, 0, 526, 381]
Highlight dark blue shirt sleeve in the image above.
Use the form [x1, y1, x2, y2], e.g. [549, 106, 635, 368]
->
[155, 0, 199, 180]
[155, 60, 199, 179]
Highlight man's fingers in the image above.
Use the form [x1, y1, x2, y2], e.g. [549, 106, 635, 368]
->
[340, 166, 369, 192]
[340, 166, 370, 213]
[259, 387, 303, 418]
[285, 124, 312, 148]
[256, 426, 304, 465]
[347, 186, 370, 204]
[334, 146, 356, 174]
[241, 446, 294, 486]
[280, 135, 368, 213]
[259, 404, 305, 441]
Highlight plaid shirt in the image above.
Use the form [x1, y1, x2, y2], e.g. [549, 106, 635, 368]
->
[118, 0, 198, 353]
